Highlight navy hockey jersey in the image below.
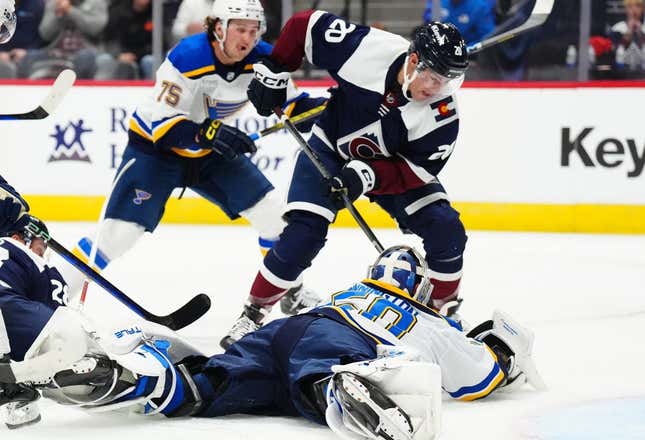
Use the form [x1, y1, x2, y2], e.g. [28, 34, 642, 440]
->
[0, 237, 68, 310]
[271, 10, 460, 195]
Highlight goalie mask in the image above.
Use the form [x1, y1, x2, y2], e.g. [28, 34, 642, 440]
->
[209, 0, 266, 49]
[0, 0, 16, 44]
[367, 245, 432, 305]
[402, 22, 468, 101]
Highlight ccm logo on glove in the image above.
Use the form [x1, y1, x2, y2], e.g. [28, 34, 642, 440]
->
[253, 63, 290, 89]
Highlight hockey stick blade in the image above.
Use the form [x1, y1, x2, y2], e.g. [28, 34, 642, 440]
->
[467, 0, 555, 55]
[155, 293, 212, 331]
[39, 231, 211, 330]
[0, 69, 76, 120]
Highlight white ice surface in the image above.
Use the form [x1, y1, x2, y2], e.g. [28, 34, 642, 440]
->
[5, 223, 645, 439]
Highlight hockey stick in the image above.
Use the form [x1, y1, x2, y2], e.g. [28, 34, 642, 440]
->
[249, 103, 326, 141]
[24, 222, 211, 330]
[0, 69, 76, 121]
[273, 107, 385, 253]
[467, 0, 555, 54]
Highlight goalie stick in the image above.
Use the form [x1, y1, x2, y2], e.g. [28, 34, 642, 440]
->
[467, 0, 555, 55]
[24, 221, 211, 330]
[0, 69, 76, 121]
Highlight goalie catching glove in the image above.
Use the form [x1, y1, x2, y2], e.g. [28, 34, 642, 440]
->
[196, 118, 257, 160]
[467, 309, 546, 391]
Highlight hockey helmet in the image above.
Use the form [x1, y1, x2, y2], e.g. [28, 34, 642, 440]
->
[402, 22, 468, 100]
[209, 0, 266, 46]
[0, 0, 16, 44]
[367, 245, 432, 305]
[5, 215, 50, 248]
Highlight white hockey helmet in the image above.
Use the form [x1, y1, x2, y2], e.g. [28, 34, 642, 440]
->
[209, 0, 266, 47]
[0, 0, 16, 44]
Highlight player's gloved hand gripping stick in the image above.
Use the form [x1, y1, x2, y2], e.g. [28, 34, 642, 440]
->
[273, 107, 385, 253]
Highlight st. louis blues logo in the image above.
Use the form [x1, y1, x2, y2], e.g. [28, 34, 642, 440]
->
[48, 119, 93, 163]
[133, 189, 151, 205]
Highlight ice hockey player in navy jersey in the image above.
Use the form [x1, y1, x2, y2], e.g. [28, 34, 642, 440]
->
[223, 11, 471, 347]
[0, 176, 30, 235]
[63, 0, 325, 331]
[19, 245, 542, 440]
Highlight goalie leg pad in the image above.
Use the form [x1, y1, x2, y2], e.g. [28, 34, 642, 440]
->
[327, 372, 413, 440]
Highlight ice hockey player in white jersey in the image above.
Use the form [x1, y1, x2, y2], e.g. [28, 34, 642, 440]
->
[63, 0, 325, 329]
[236, 11, 472, 349]
[1, 244, 543, 440]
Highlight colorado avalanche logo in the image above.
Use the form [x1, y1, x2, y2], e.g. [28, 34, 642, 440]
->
[337, 121, 389, 160]
[347, 136, 383, 159]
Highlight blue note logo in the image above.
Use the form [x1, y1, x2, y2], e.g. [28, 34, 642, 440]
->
[48, 119, 93, 163]
[133, 189, 151, 205]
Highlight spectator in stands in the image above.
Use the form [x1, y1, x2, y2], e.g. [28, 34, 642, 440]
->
[0, 0, 44, 77]
[423, 0, 495, 44]
[17, 0, 108, 79]
[171, 0, 213, 45]
[609, 0, 645, 70]
[96, 0, 153, 79]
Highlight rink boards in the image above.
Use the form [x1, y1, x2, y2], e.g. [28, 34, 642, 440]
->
[1, 79, 643, 234]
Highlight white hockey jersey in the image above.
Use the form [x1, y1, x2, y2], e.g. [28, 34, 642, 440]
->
[312, 280, 505, 401]
[127, 33, 302, 159]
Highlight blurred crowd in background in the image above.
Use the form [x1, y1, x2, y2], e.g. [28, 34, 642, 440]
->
[0, 0, 642, 81]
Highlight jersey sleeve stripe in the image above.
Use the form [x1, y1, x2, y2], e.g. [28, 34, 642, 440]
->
[304, 10, 327, 64]
[129, 116, 153, 141]
[183, 65, 215, 79]
[152, 115, 188, 142]
[449, 353, 505, 401]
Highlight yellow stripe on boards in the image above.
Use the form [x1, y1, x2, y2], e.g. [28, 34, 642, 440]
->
[23, 195, 645, 234]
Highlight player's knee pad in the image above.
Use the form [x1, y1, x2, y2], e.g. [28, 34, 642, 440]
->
[326, 352, 442, 440]
[408, 202, 467, 306]
[241, 189, 287, 241]
[264, 211, 329, 281]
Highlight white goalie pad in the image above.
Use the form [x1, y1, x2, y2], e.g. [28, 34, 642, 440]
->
[13, 307, 92, 384]
[326, 351, 442, 440]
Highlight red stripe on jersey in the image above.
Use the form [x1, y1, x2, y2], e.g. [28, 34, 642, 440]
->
[271, 9, 316, 71]
[367, 159, 428, 195]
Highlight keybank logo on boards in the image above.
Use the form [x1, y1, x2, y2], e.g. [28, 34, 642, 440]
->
[561, 127, 645, 178]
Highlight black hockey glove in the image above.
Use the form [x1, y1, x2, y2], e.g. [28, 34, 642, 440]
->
[196, 119, 257, 160]
[327, 160, 377, 210]
[0, 184, 30, 234]
[247, 59, 290, 117]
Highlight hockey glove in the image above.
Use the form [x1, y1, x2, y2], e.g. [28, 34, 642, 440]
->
[467, 310, 546, 392]
[247, 59, 290, 117]
[328, 160, 377, 210]
[196, 119, 257, 160]
[0, 182, 30, 234]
